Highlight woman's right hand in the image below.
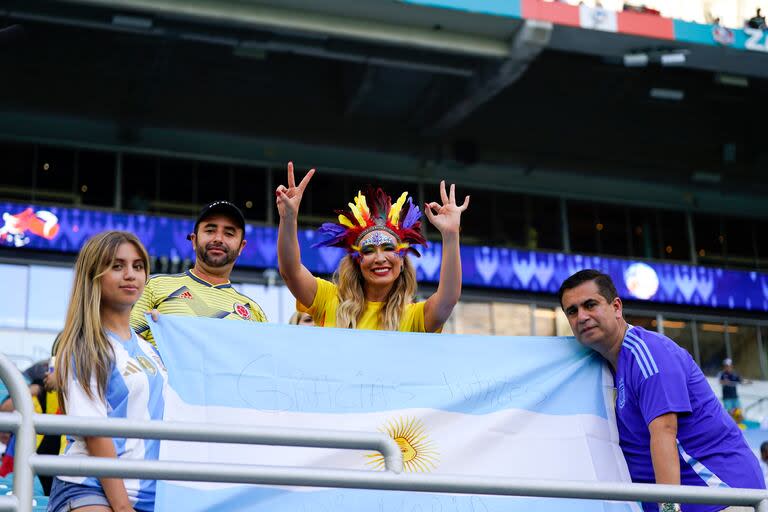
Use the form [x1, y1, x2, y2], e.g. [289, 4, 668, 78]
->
[276, 162, 315, 220]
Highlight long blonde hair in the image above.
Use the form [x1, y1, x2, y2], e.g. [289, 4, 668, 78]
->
[334, 255, 417, 330]
[55, 231, 150, 413]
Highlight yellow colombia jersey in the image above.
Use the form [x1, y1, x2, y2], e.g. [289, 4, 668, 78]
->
[130, 269, 267, 346]
[298, 277, 436, 332]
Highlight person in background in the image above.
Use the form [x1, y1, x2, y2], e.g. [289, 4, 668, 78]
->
[288, 311, 315, 326]
[760, 441, 768, 487]
[718, 358, 750, 415]
[0, 353, 64, 495]
[50, 231, 167, 512]
[747, 8, 766, 29]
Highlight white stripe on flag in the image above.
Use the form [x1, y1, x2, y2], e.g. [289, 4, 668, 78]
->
[160, 389, 628, 492]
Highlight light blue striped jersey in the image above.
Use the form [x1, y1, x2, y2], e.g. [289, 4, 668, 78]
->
[614, 325, 764, 512]
[59, 331, 167, 512]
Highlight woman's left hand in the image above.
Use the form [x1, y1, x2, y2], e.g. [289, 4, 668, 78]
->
[424, 181, 470, 235]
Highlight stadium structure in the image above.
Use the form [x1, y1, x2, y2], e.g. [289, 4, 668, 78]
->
[1, 0, 768, 431]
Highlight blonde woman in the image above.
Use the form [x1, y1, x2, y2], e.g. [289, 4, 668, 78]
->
[49, 231, 167, 512]
[276, 163, 469, 332]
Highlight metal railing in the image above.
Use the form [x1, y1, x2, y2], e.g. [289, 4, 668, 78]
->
[1, 353, 767, 512]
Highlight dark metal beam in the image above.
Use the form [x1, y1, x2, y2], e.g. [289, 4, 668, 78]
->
[424, 19, 552, 134]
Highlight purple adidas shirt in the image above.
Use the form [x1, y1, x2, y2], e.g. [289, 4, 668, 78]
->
[614, 326, 764, 512]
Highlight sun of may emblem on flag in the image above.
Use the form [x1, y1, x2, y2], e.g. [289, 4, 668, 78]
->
[366, 416, 439, 472]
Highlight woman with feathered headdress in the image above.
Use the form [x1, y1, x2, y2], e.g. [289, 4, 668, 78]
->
[276, 162, 469, 332]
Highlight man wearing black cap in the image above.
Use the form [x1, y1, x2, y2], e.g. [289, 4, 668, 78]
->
[131, 201, 267, 347]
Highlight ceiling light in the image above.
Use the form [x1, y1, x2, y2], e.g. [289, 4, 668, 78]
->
[660, 53, 686, 66]
[649, 88, 684, 101]
[623, 53, 648, 67]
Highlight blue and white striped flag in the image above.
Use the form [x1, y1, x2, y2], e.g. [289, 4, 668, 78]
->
[151, 316, 639, 511]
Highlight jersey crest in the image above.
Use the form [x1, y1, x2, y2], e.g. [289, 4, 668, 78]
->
[234, 303, 251, 320]
[136, 355, 157, 376]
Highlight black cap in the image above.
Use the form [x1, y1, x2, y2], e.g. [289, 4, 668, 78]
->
[189, 201, 246, 240]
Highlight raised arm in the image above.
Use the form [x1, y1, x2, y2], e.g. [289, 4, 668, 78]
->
[423, 181, 469, 332]
[276, 162, 318, 307]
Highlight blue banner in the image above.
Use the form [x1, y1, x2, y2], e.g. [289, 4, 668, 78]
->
[2, 201, 767, 312]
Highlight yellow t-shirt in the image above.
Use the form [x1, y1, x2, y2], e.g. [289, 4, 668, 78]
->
[297, 278, 434, 332]
[130, 269, 267, 347]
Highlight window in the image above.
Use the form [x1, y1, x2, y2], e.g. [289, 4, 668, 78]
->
[123, 154, 157, 212]
[596, 204, 630, 257]
[529, 196, 562, 251]
[0, 142, 34, 194]
[456, 302, 493, 335]
[197, 162, 232, 207]
[694, 213, 725, 265]
[555, 308, 571, 336]
[757, 220, 768, 270]
[724, 217, 757, 269]
[729, 323, 761, 379]
[157, 157, 196, 208]
[534, 306, 557, 336]
[234, 166, 268, 222]
[658, 210, 689, 261]
[78, 150, 116, 207]
[301, 172, 349, 227]
[627, 208, 659, 259]
[568, 201, 598, 254]
[459, 186, 494, 245]
[697, 321, 727, 376]
[36, 146, 75, 200]
[659, 318, 696, 361]
[495, 191, 526, 248]
[491, 303, 531, 335]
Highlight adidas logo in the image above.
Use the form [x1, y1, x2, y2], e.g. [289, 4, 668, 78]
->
[179, 291, 193, 300]
[122, 361, 143, 377]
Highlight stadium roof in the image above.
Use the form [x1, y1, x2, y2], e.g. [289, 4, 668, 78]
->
[2, 0, 767, 215]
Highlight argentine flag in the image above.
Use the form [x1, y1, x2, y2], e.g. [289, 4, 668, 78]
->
[151, 316, 639, 511]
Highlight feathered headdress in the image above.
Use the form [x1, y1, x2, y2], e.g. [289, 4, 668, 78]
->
[313, 187, 426, 256]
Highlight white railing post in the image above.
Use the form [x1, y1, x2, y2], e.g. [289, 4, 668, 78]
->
[0, 353, 35, 512]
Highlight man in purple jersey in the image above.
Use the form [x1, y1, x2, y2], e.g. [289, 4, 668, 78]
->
[558, 269, 764, 512]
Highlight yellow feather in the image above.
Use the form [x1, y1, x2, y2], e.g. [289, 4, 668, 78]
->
[356, 192, 370, 219]
[338, 214, 354, 228]
[349, 202, 366, 227]
[388, 191, 408, 226]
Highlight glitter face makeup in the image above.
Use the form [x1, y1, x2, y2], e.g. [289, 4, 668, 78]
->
[361, 231, 396, 248]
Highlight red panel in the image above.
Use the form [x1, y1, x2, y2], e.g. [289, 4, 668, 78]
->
[617, 11, 674, 39]
[521, 0, 580, 27]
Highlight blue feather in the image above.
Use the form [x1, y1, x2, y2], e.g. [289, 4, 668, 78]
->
[402, 198, 421, 229]
[312, 223, 348, 248]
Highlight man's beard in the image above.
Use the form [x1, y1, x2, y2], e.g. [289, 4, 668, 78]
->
[197, 243, 237, 268]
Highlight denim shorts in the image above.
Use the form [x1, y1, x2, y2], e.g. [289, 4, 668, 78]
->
[47, 477, 110, 512]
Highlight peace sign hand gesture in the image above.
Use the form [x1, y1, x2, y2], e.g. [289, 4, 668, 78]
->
[424, 181, 470, 236]
[276, 162, 315, 221]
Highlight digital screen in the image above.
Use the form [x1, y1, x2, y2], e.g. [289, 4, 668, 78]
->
[2, 201, 766, 312]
